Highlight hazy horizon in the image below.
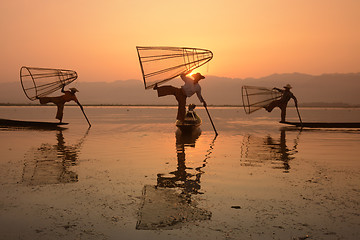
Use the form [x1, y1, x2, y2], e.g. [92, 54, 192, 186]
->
[3, 70, 360, 83]
[1, 72, 360, 106]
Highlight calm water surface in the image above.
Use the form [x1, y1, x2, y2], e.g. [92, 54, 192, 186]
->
[0, 106, 359, 239]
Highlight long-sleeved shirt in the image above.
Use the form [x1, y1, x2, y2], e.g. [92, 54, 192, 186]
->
[62, 91, 79, 103]
[39, 91, 78, 106]
[180, 74, 204, 103]
[274, 88, 297, 104]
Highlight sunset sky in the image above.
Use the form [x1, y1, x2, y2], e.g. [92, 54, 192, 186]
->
[1, 0, 359, 83]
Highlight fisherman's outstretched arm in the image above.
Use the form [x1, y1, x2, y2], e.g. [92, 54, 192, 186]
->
[292, 95, 298, 106]
[273, 87, 283, 92]
[202, 100, 207, 107]
[183, 69, 193, 76]
[76, 101, 84, 111]
[180, 73, 190, 82]
[196, 91, 207, 107]
[180, 70, 193, 82]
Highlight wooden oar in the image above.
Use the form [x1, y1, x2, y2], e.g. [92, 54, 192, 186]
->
[295, 104, 302, 127]
[77, 102, 91, 127]
[81, 108, 91, 128]
[203, 103, 218, 136]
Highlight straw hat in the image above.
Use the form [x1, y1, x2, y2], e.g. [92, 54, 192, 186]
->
[193, 73, 205, 80]
[284, 84, 292, 89]
[69, 87, 79, 92]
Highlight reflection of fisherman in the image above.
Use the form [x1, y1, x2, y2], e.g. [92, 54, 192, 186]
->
[154, 71, 207, 122]
[157, 129, 202, 194]
[265, 84, 298, 122]
[264, 130, 299, 172]
[37, 85, 84, 123]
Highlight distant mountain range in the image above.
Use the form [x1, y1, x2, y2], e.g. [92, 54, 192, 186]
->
[1, 72, 359, 106]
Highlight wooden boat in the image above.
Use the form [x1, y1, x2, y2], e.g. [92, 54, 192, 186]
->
[176, 104, 202, 132]
[281, 121, 360, 128]
[0, 118, 68, 129]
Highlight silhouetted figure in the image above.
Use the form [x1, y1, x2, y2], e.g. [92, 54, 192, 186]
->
[154, 72, 207, 122]
[38, 85, 84, 122]
[265, 84, 298, 122]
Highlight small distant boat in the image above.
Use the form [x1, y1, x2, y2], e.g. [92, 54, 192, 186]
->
[176, 104, 202, 132]
[281, 121, 360, 128]
[0, 118, 68, 129]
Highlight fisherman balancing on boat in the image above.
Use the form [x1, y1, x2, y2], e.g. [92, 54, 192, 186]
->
[37, 85, 84, 123]
[153, 70, 207, 123]
[264, 84, 298, 122]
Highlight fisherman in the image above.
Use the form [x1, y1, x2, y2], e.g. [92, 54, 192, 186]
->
[37, 85, 84, 123]
[153, 71, 207, 122]
[265, 84, 298, 122]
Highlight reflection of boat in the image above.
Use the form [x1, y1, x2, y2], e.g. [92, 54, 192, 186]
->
[281, 121, 360, 128]
[175, 104, 201, 132]
[175, 127, 201, 147]
[0, 118, 68, 129]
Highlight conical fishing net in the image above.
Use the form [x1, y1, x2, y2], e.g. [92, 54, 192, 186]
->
[242, 85, 282, 114]
[136, 46, 213, 89]
[20, 66, 77, 101]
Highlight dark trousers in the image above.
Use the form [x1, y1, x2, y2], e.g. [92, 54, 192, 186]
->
[156, 86, 187, 121]
[266, 100, 288, 122]
[39, 97, 65, 122]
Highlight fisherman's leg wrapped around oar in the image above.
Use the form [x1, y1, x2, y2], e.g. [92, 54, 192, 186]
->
[55, 104, 65, 122]
[38, 96, 66, 122]
[156, 85, 187, 121]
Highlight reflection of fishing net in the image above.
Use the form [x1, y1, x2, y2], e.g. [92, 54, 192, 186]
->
[241, 85, 282, 114]
[136, 46, 213, 89]
[136, 185, 211, 230]
[22, 144, 78, 185]
[20, 66, 77, 101]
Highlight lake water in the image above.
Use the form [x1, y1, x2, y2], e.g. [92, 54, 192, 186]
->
[1, 106, 360, 240]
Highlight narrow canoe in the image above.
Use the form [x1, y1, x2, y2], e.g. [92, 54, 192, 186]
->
[281, 121, 360, 128]
[0, 118, 68, 128]
[176, 108, 202, 132]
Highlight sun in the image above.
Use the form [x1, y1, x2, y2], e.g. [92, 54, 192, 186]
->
[187, 70, 195, 77]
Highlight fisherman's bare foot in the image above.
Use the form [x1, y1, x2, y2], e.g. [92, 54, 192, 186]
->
[264, 106, 271, 112]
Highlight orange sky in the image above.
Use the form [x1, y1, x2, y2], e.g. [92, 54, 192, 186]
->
[1, 0, 359, 83]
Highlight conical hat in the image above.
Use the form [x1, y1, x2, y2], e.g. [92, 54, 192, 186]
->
[69, 87, 79, 92]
